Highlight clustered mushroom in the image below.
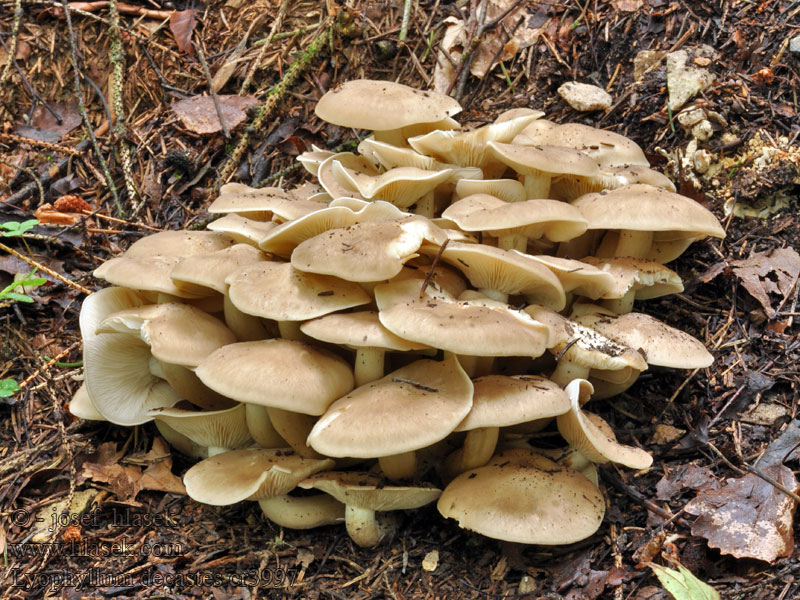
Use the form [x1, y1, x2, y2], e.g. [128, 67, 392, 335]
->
[72, 79, 723, 547]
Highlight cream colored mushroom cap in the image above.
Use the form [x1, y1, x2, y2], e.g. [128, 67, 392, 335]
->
[195, 339, 354, 415]
[184, 448, 335, 505]
[557, 379, 653, 469]
[456, 375, 570, 431]
[94, 255, 206, 298]
[226, 261, 370, 321]
[96, 303, 236, 367]
[332, 163, 454, 208]
[120, 230, 237, 259]
[208, 183, 326, 222]
[431, 242, 566, 310]
[300, 310, 430, 352]
[437, 453, 605, 544]
[389, 259, 468, 298]
[149, 403, 252, 451]
[206, 214, 278, 246]
[488, 141, 600, 178]
[69, 383, 106, 421]
[315, 80, 462, 131]
[514, 121, 649, 168]
[442, 195, 588, 242]
[375, 279, 550, 357]
[291, 218, 444, 282]
[80, 287, 179, 426]
[523, 255, 617, 299]
[454, 179, 527, 204]
[307, 356, 473, 458]
[571, 184, 725, 237]
[580, 256, 684, 300]
[299, 472, 441, 511]
[575, 311, 713, 369]
[548, 321, 648, 371]
[170, 244, 269, 295]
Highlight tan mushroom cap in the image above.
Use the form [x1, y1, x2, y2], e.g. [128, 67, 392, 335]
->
[375, 279, 550, 357]
[548, 321, 648, 372]
[493, 107, 546, 124]
[523, 255, 617, 299]
[184, 448, 335, 505]
[389, 258, 468, 298]
[208, 183, 326, 222]
[206, 214, 278, 246]
[297, 146, 335, 176]
[571, 184, 726, 238]
[580, 257, 684, 300]
[557, 379, 653, 470]
[454, 178, 527, 204]
[358, 138, 484, 181]
[80, 287, 180, 426]
[315, 79, 462, 131]
[442, 194, 588, 243]
[149, 403, 253, 453]
[69, 383, 106, 421]
[574, 310, 713, 369]
[456, 375, 570, 431]
[300, 310, 429, 352]
[307, 356, 473, 458]
[120, 230, 237, 259]
[514, 120, 649, 168]
[488, 141, 600, 178]
[551, 164, 677, 201]
[437, 452, 605, 544]
[195, 339, 354, 415]
[332, 163, 454, 209]
[259, 200, 407, 257]
[170, 244, 269, 295]
[317, 152, 375, 200]
[428, 242, 566, 309]
[299, 472, 441, 511]
[408, 113, 542, 170]
[96, 303, 236, 367]
[291, 218, 445, 283]
[226, 262, 370, 321]
[94, 255, 207, 298]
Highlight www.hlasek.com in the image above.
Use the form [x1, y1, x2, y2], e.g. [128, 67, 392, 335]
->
[6, 539, 184, 558]
[8, 568, 298, 591]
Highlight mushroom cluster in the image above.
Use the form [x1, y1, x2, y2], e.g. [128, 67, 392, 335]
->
[71, 79, 724, 547]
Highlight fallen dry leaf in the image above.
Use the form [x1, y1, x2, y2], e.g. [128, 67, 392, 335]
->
[434, 17, 466, 94]
[611, 0, 643, 11]
[731, 248, 800, 318]
[172, 95, 259, 135]
[54, 195, 92, 213]
[15, 102, 82, 142]
[684, 465, 799, 562]
[648, 561, 720, 600]
[170, 10, 197, 56]
[82, 461, 143, 503]
[138, 437, 186, 495]
[35, 203, 83, 225]
[655, 464, 718, 501]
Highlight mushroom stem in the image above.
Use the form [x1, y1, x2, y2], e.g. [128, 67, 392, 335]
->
[549, 360, 591, 388]
[267, 407, 324, 459]
[601, 289, 635, 314]
[522, 174, 551, 199]
[224, 295, 270, 341]
[378, 451, 417, 480]
[414, 191, 435, 219]
[498, 233, 527, 252]
[443, 426, 500, 477]
[160, 362, 235, 411]
[614, 230, 653, 258]
[277, 320, 304, 341]
[148, 356, 166, 379]
[207, 446, 228, 456]
[245, 404, 286, 448]
[345, 505, 399, 547]
[258, 494, 345, 529]
[478, 287, 509, 303]
[354, 348, 385, 387]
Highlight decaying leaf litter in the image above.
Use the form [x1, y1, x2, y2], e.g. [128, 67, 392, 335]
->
[1, 0, 799, 598]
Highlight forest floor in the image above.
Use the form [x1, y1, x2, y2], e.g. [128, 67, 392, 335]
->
[1, 0, 800, 598]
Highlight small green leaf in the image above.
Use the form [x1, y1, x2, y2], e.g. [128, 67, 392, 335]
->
[648, 562, 720, 600]
[16, 276, 47, 288]
[1, 219, 39, 237]
[2, 292, 34, 303]
[0, 379, 20, 398]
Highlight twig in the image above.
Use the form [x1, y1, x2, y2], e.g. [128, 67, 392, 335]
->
[707, 443, 800, 504]
[0, 36, 63, 124]
[219, 20, 332, 184]
[399, 0, 413, 42]
[16, 341, 82, 391]
[419, 239, 449, 298]
[240, 0, 289, 95]
[0, 0, 23, 85]
[61, 0, 122, 216]
[0, 241, 92, 295]
[0, 159, 44, 205]
[195, 42, 230, 138]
